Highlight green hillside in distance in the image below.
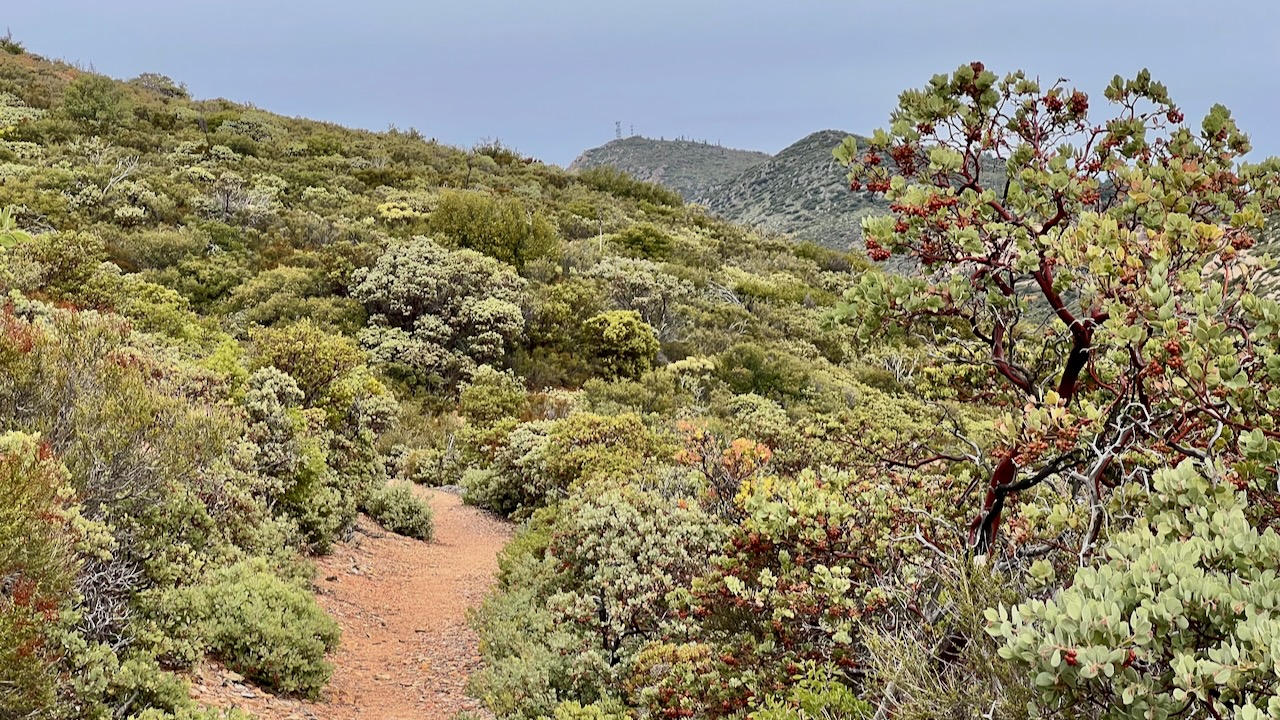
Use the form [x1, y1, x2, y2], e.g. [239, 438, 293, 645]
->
[704, 129, 889, 253]
[572, 130, 895, 254]
[567, 135, 771, 205]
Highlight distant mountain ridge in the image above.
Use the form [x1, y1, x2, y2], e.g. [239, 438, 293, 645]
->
[702, 130, 888, 252]
[568, 136, 770, 205]
[569, 132, 1280, 285]
[569, 131, 891, 252]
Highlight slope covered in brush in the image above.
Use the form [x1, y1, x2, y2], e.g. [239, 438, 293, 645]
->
[0, 41, 891, 719]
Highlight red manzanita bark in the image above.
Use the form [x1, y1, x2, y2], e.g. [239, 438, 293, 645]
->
[840, 63, 1280, 557]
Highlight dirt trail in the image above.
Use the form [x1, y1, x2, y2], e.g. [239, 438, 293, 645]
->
[195, 487, 513, 720]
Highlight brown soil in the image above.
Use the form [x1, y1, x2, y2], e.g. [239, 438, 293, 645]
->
[194, 487, 513, 720]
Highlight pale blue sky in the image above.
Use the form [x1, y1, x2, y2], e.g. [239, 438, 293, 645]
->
[8, 1, 1279, 166]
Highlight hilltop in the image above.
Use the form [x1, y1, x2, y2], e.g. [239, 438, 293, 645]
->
[572, 130, 893, 253]
[567, 135, 770, 204]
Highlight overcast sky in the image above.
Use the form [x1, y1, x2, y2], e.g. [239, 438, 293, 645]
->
[8, 1, 1280, 167]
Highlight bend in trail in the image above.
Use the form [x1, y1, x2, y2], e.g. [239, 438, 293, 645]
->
[195, 487, 512, 720]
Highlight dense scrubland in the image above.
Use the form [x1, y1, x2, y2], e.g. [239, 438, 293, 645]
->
[3, 33, 1280, 720]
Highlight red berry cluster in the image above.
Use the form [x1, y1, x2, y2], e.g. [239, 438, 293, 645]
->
[889, 143, 920, 176]
[866, 178, 892, 193]
[1068, 91, 1089, 116]
[890, 195, 960, 218]
[864, 238, 892, 261]
[1231, 232, 1256, 250]
[957, 61, 990, 100]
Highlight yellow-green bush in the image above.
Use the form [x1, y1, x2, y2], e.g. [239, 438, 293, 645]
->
[195, 560, 339, 697]
[250, 320, 365, 404]
[580, 310, 660, 381]
[61, 73, 132, 131]
[460, 365, 529, 425]
[427, 189, 559, 270]
[715, 342, 811, 403]
[612, 223, 673, 260]
[362, 482, 434, 541]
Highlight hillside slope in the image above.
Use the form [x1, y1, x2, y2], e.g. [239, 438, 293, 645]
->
[705, 129, 888, 252]
[567, 136, 770, 203]
[573, 130, 893, 252]
[0, 42, 876, 720]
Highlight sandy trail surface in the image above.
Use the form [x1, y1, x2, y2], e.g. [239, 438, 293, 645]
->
[195, 487, 512, 719]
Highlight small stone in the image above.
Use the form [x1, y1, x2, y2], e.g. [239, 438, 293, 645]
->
[225, 671, 244, 684]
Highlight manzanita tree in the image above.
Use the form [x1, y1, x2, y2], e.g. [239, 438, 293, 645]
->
[834, 64, 1280, 553]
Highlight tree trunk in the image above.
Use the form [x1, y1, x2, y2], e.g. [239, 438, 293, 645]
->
[969, 454, 1017, 551]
